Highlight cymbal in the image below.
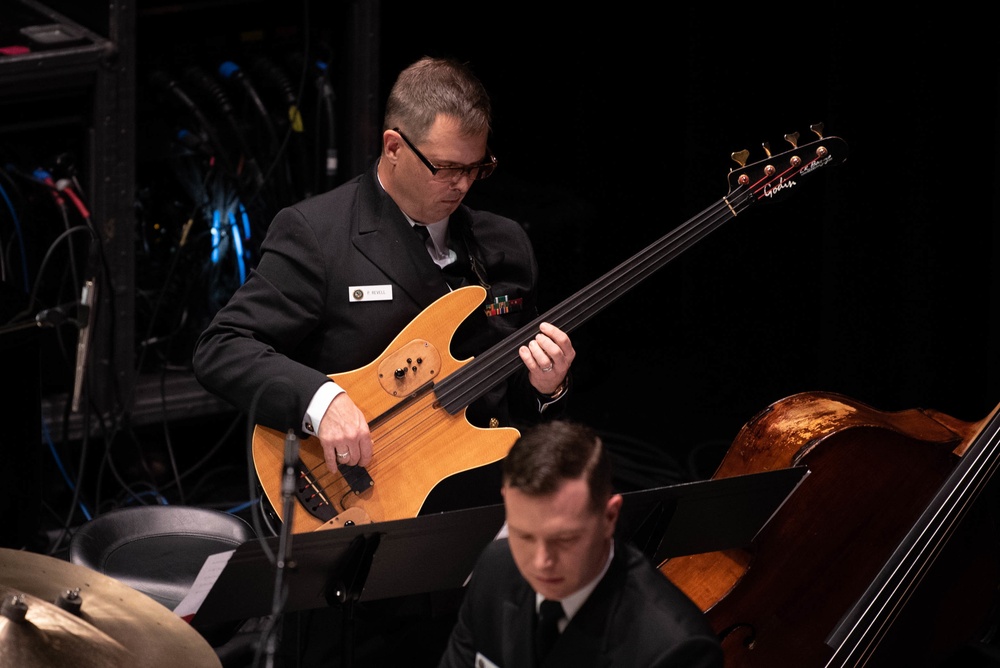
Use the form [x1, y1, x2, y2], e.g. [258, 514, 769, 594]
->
[0, 586, 132, 667]
[0, 548, 222, 668]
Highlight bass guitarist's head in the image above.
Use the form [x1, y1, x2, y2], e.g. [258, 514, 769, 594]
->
[378, 56, 497, 225]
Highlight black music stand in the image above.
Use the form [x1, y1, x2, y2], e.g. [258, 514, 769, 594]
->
[194, 502, 506, 629]
[191, 466, 808, 631]
[617, 465, 809, 565]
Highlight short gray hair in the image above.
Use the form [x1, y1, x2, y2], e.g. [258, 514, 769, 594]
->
[383, 56, 492, 141]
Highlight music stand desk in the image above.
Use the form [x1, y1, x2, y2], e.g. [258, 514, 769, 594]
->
[193, 466, 807, 627]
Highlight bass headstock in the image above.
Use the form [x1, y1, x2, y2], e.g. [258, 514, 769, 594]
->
[726, 123, 848, 205]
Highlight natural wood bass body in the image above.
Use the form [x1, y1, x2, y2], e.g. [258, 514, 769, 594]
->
[253, 286, 518, 533]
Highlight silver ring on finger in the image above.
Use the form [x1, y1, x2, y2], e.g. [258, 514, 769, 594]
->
[541, 364, 554, 372]
[336, 450, 350, 459]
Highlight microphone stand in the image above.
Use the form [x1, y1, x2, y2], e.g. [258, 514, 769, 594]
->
[263, 429, 299, 668]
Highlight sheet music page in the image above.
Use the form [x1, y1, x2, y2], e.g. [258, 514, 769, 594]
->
[173, 550, 235, 622]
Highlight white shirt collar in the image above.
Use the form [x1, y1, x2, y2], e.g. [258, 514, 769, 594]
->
[376, 171, 455, 265]
[403, 213, 455, 268]
[535, 541, 615, 628]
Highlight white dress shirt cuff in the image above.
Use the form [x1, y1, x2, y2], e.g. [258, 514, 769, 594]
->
[303, 381, 345, 435]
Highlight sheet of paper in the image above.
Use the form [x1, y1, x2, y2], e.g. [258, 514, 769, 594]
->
[173, 549, 235, 622]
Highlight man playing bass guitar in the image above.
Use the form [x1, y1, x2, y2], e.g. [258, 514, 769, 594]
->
[192, 55, 575, 528]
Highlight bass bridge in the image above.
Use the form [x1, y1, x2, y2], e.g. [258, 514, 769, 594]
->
[293, 458, 373, 523]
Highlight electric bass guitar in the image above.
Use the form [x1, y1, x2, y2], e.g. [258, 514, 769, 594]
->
[252, 124, 849, 532]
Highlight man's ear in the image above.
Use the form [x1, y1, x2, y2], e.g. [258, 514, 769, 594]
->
[383, 129, 402, 161]
[605, 493, 623, 527]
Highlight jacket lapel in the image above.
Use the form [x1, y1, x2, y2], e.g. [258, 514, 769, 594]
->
[502, 586, 537, 667]
[352, 167, 449, 307]
[544, 543, 630, 667]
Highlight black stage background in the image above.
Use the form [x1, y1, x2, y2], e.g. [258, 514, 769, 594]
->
[380, 5, 1000, 472]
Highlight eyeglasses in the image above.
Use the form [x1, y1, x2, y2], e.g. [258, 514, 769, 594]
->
[393, 128, 497, 182]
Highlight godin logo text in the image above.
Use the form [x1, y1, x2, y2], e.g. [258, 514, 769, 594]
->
[763, 176, 797, 199]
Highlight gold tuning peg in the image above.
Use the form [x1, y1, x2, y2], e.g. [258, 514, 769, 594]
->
[762, 141, 772, 158]
[810, 122, 825, 138]
[731, 149, 750, 168]
[784, 131, 800, 148]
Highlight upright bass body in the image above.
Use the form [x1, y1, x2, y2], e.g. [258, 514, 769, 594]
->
[661, 391, 1000, 667]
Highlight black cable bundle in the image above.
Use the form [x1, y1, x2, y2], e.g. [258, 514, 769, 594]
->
[314, 58, 339, 193]
[148, 69, 240, 182]
[180, 64, 265, 194]
[248, 54, 312, 201]
[143, 68, 262, 374]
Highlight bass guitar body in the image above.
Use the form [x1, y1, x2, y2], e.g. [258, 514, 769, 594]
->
[253, 286, 519, 533]
[660, 391, 1000, 667]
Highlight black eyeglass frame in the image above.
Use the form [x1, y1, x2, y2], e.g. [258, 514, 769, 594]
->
[393, 128, 497, 181]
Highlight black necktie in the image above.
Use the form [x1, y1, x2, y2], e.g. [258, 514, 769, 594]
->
[413, 223, 431, 245]
[535, 599, 564, 662]
[413, 224, 468, 289]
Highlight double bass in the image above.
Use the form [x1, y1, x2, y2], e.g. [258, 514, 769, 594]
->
[661, 391, 1000, 667]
